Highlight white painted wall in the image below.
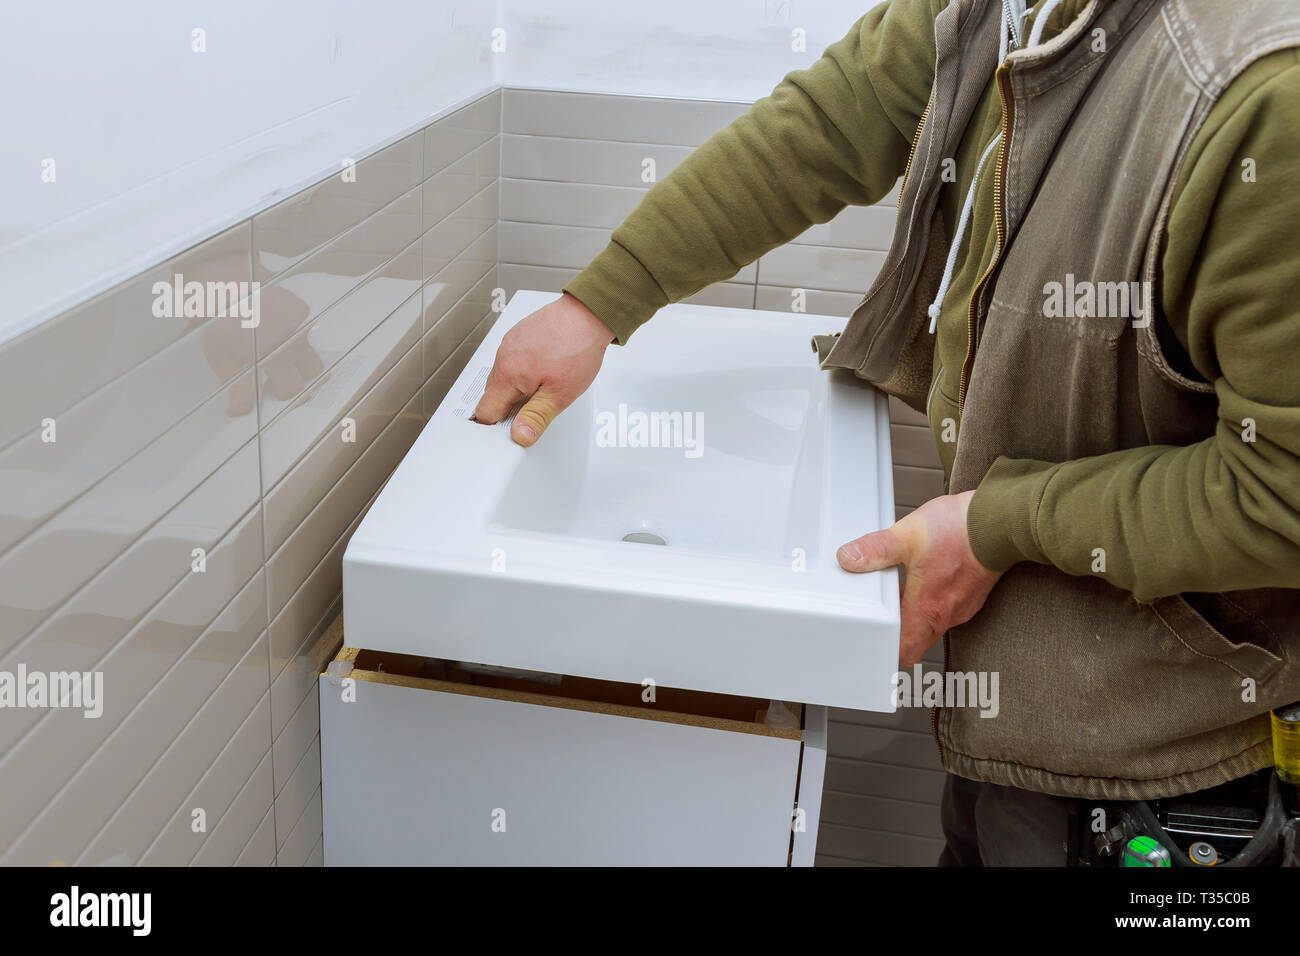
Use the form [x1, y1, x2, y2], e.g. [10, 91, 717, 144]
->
[496, 0, 869, 101]
[2, 0, 875, 344]
[1, 0, 498, 344]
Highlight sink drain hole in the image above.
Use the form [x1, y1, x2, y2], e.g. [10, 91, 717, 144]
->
[622, 531, 667, 546]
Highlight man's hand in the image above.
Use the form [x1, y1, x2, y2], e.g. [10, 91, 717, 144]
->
[837, 490, 1004, 666]
[473, 292, 615, 446]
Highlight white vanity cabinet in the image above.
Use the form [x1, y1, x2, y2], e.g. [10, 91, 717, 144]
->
[320, 646, 827, 866]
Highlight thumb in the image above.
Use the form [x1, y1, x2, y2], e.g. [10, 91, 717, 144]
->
[512, 384, 563, 447]
[837, 525, 909, 573]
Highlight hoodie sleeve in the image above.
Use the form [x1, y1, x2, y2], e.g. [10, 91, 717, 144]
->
[966, 51, 1300, 602]
[562, 0, 945, 344]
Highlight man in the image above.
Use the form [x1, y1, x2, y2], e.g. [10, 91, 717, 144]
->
[474, 0, 1300, 864]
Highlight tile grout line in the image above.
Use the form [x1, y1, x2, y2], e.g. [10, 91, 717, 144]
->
[250, 215, 279, 862]
[0, 509, 265, 855]
[263, 323, 425, 621]
[100, 676, 272, 866]
[2, 587, 268, 863]
[0, 434, 261, 681]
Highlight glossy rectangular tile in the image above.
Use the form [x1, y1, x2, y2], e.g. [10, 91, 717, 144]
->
[893, 465, 946, 508]
[0, 436, 258, 718]
[304, 834, 324, 867]
[821, 791, 945, 839]
[193, 751, 275, 867]
[258, 289, 422, 492]
[140, 688, 272, 867]
[681, 283, 755, 309]
[273, 736, 320, 849]
[265, 392, 422, 618]
[0, 317, 255, 556]
[889, 395, 929, 427]
[500, 221, 756, 281]
[503, 89, 746, 146]
[497, 263, 749, 311]
[792, 204, 897, 251]
[271, 605, 353, 739]
[423, 138, 499, 232]
[501, 134, 692, 187]
[425, 90, 500, 179]
[500, 178, 644, 229]
[890, 424, 943, 469]
[2, 575, 266, 865]
[0, 557, 266, 861]
[757, 242, 885, 294]
[0, 224, 251, 451]
[233, 805, 277, 867]
[255, 186, 422, 358]
[423, 271, 497, 374]
[421, 191, 497, 297]
[754, 284, 864, 317]
[262, 342, 422, 558]
[0, 502, 262, 773]
[816, 823, 944, 867]
[82, 683, 271, 867]
[423, 223, 497, 312]
[421, 310, 499, 417]
[824, 756, 946, 805]
[0, 373, 258, 648]
[258, 237, 421, 426]
[272, 683, 320, 796]
[253, 132, 422, 280]
[276, 785, 322, 867]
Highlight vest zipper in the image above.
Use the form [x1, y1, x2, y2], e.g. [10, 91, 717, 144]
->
[931, 633, 949, 760]
[899, 91, 934, 197]
[934, 63, 1015, 762]
[958, 62, 1015, 409]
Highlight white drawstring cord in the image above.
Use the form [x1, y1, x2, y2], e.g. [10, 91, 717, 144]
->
[927, 131, 1001, 333]
[1026, 0, 1067, 48]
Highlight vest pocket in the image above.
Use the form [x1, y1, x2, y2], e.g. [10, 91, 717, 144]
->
[1150, 593, 1286, 684]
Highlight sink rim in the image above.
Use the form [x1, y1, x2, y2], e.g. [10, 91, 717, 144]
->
[348, 290, 897, 617]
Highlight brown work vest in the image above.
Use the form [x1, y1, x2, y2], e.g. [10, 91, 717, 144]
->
[815, 0, 1300, 799]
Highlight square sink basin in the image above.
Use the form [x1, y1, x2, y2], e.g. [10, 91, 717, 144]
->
[343, 290, 900, 711]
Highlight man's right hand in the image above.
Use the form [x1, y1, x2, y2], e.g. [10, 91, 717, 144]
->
[472, 292, 615, 446]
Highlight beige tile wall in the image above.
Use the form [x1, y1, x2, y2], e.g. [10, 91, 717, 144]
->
[1, 84, 949, 868]
[0, 89, 501, 867]
[498, 88, 949, 867]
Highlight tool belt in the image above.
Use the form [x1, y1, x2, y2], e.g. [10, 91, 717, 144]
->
[1074, 771, 1300, 867]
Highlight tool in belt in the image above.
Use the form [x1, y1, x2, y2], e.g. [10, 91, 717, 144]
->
[1074, 770, 1299, 867]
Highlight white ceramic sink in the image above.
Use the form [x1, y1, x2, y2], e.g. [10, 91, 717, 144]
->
[343, 290, 900, 710]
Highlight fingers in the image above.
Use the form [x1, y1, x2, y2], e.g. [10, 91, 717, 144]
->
[836, 518, 939, 665]
[473, 363, 526, 425]
[837, 524, 910, 573]
[898, 571, 940, 667]
[512, 385, 562, 447]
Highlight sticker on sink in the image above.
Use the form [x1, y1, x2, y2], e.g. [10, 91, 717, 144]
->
[455, 364, 516, 425]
